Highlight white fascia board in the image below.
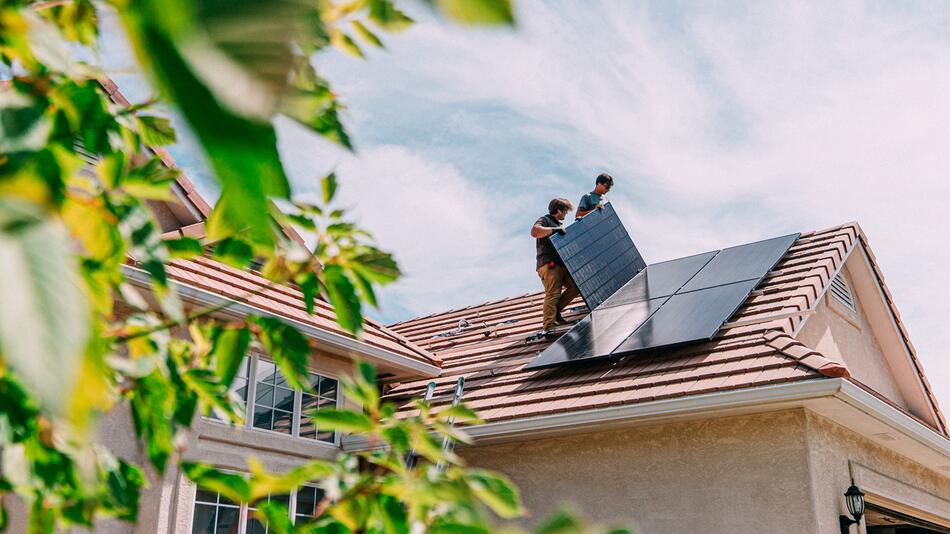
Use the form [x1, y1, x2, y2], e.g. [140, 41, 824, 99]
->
[464, 378, 842, 444]
[122, 265, 441, 377]
[835, 379, 950, 458]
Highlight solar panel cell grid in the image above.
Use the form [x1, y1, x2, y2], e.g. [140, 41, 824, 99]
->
[526, 220, 800, 370]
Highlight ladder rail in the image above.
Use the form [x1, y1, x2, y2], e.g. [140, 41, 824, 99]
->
[404, 381, 437, 470]
[436, 376, 465, 473]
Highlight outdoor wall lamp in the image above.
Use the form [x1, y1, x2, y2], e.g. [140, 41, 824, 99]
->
[839, 484, 866, 533]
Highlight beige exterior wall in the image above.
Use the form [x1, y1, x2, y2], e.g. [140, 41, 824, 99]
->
[463, 409, 950, 534]
[798, 265, 908, 410]
[804, 411, 950, 532]
[462, 410, 819, 534]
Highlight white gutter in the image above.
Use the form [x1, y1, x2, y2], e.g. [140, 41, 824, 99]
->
[836, 379, 950, 458]
[123, 265, 441, 377]
[462, 378, 842, 443]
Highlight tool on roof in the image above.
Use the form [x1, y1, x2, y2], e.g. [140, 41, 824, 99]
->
[404, 381, 437, 470]
[436, 376, 465, 473]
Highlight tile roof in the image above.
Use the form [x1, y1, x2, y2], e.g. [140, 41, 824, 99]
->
[134, 255, 440, 370]
[384, 223, 945, 434]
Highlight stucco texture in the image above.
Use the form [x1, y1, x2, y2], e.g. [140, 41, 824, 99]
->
[804, 411, 950, 532]
[798, 266, 907, 410]
[463, 409, 950, 534]
[462, 410, 818, 534]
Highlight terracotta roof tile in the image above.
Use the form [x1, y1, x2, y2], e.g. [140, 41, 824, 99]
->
[384, 223, 944, 435]
[144, 257, 439, 368]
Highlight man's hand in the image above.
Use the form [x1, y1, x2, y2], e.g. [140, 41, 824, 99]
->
[554, 226, 566, 235]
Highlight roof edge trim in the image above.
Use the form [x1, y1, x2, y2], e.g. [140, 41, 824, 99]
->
[123, 265, 441, 378]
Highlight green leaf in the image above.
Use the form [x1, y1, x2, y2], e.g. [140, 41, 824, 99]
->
[437, 404, 482, 424]
[128, 372, 176, 472]
[211, 326, 251, 386]
[256, 502, 294, 534]
[281, 65, 353, 150]
[0, 200, 89, 413]
[120, 7, 291, 246]
[0, 89, 52, 152]
[322, 173, 338, 204]
[212, 237, 254, 268]
[330, 30, 364, 59]
[377, 494, 409, 534]
[136, 114, 177, 146]
[308, 409, 374, 434]
[535, 510, 582, 534]
[429, 525, 491, 534]
[351, 20, 385, 48]
[182, 463, 252, 503]
[298, 272, 319, 315]
[322, 264, 361, 334]
[164, 237, 204, 259]
[103, 459, 147, 521]
[351, 251, 400, 284]
[368, 0, 414, 31]
[247, 458, 334, 501]
[464, 470, 524, 519]
[429, 0, 514, 25]
[253, 317, 311, 391]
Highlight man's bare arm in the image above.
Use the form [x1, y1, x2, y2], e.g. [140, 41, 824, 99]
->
[575, 207, 593, 219]
[531, 223, 560, 238]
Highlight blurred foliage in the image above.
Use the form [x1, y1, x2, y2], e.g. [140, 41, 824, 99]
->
[0, 0, 628, 533]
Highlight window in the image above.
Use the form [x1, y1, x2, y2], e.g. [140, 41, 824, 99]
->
[299, 373, 339, 443]
[245, 493, 291, 534]
[205, 354, 340, 444]
[192, 489, 240, 534]
[208, 358, 250, 422]
[252, 359, 295, 434]
[192, 485, 324, 533]
[830, 272, 857, 312]
[294, 485, 324, 522]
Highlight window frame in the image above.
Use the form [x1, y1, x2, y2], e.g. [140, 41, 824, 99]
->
[191, 480, 325, 534]
[206, 352, 342, 446]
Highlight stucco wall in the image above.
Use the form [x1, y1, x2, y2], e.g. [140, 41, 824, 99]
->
[797, 266, 908, 409]
[462, 410, 819, 534]
[804, 411, 950, 532]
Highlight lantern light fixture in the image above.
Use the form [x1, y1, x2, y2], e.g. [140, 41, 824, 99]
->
[839, 484, 866, 534]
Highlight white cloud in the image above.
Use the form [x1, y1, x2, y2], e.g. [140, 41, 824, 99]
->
[306, 1, 950, 409]
[276, 121, 534, 318]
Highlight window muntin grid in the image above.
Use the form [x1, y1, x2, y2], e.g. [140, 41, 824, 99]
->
[192, 484, 324, 533]
[299, 373, 338, 443]
[204, 354, 340, 445]
[191, 489, 240, 534]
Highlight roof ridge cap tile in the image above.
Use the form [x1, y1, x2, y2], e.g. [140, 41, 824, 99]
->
[763, 329, 850, 378]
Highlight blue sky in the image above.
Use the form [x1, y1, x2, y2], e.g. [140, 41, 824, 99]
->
[101, 2, 950, 409]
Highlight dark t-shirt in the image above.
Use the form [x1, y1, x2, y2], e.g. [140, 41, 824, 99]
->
[535, 214, 563, 269]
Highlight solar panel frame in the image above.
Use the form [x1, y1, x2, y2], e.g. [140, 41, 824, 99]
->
[525, 230, 801, 370]
[611, 279, 760, 355]
[550, 203, 647, 310]
[523, 297, 668, 370]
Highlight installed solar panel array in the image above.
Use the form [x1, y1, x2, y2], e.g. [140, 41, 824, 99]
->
[548, 203, 647, 310]
[525, 232, 800, 370]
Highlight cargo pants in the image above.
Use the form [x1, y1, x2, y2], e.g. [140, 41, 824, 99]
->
[537, 263, 580, 331]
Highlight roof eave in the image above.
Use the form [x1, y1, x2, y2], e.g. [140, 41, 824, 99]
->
[123, 265, 442, 378]
[345, 378, 950, 474]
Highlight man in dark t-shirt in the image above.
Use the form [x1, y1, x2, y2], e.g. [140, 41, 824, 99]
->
[575, 173, 614, 220]
[530, 197, 580, 331]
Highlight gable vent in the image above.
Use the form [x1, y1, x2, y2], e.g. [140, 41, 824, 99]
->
[830, 272, 856, 312]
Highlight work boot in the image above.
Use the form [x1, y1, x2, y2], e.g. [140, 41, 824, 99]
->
[555, 313, 567, 325]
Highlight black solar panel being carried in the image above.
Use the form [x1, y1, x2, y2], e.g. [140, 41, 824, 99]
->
[549, 203, 647, 310]
[525, 232, 800, 370]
